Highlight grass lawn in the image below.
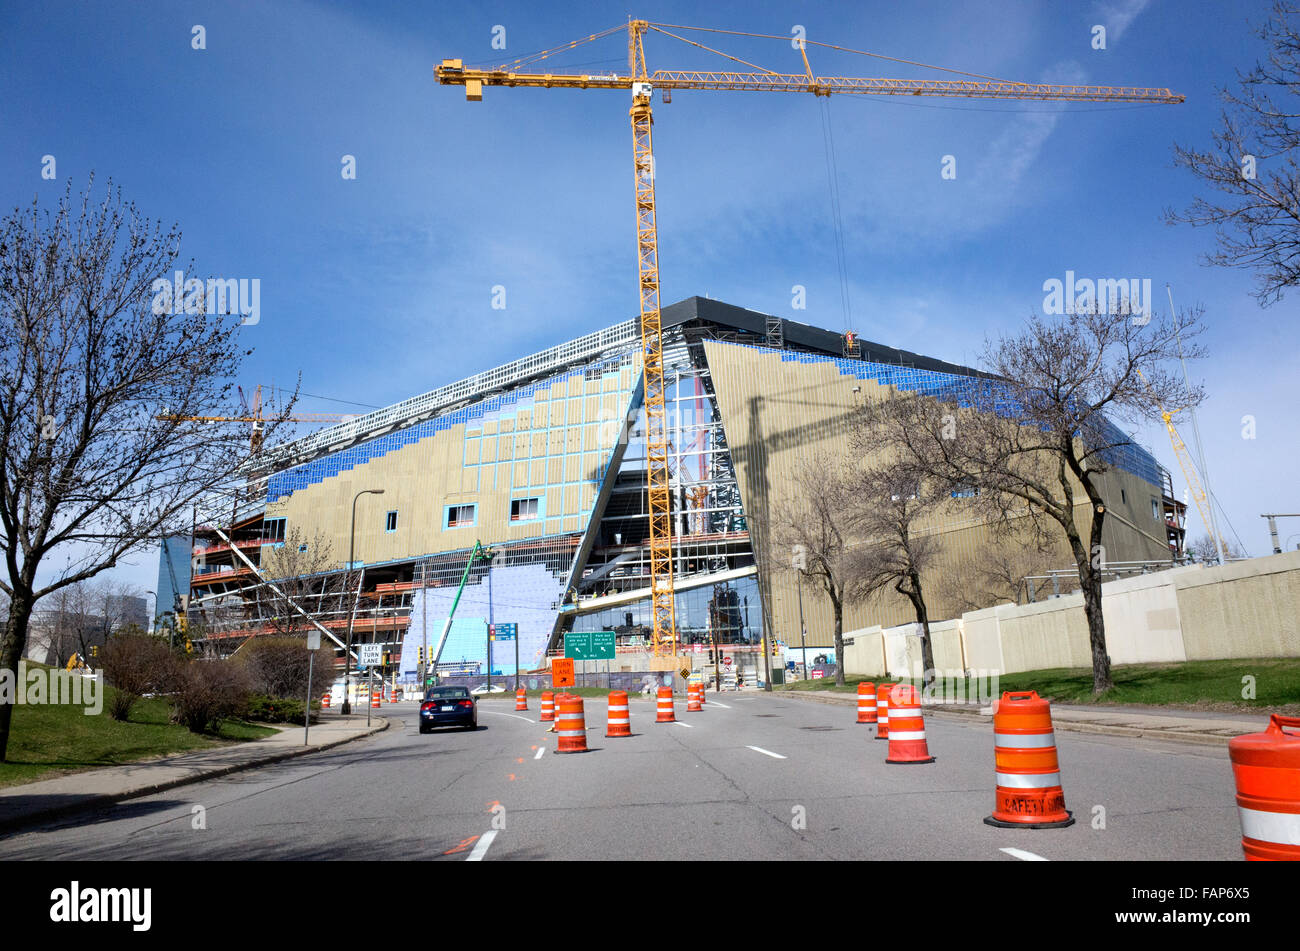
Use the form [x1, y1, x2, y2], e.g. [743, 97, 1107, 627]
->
[775, 658, 1300, 713]
[0, 688, 277, 789]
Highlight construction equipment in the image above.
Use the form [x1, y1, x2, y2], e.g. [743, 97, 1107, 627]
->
[156, 384, 353, 453]
[1137, 368, 1231, 561]
[428, 540, 493, 676]
[436, 19, 1184, 657]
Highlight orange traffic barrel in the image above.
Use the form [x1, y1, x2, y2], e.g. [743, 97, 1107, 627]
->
[555, 695, 589, 753]
[885, 684, 935, 764]
[656, 686, 676, 723]
[875, 681, 897, 740]
[1229, 714, 1300, 860]
[515, 687, 528, 711]
[699, 681, 707, 705]
[606, 691, 632, 737]
[540, 691, 555, 722]
[856, 682, 877, 724]
[370, 689, 381, 709]
[984, 690, 1074, 829]
[321, 692, 331, 709]
[686, 684, 703, 713]
[389, 688, 399, 703]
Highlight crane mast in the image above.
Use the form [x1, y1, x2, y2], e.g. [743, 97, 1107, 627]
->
[436, 19, 1184, 661]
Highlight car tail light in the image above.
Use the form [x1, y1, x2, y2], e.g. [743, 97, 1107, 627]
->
[421, 701, 436, 712]
[457, 700, 473, 708]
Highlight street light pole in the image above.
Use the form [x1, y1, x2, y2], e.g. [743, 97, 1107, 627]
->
[796, 569, 808, 680]
[483, 547, 495, 691]
[341, 488, 384, 715]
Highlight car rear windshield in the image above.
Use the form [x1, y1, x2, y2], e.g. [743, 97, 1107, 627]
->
[426, 688, 470, 701]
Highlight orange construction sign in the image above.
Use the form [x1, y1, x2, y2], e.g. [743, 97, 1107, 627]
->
[552, 658, 576, 688]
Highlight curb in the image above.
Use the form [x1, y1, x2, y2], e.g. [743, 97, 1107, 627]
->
[0, 716, 390, 837]
[776, 691, 1239, 749]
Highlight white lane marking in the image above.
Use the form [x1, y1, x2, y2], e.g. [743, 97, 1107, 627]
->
[708, 701, 732, 709]
[533, 746, 546, 760]
[673, 721, 694, 728]
[467, 830, 498, 862]
[746, 745, 787, 759]
[481, 710, 535, 724]
[999, 847, 1048, 862]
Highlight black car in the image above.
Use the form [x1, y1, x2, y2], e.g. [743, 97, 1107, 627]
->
[418, 687, 478, 733]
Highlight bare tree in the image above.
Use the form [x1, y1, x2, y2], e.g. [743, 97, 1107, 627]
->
[839, 457, 943, 686]
[937, 528, 1066, 613]
[1166, 2, 1300, 304]
[0, 176, 291, 760]
[771, 454, 858, 687]
[1187, 533, 1248, 565]
[854, 306, 1206, 694]
[256, 528, 345, 639]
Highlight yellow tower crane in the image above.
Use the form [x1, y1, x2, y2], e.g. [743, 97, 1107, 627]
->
[1137, 369, 1230, 560]
[436, 20, 1184, 656]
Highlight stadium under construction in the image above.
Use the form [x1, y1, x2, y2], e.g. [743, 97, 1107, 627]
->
[157, 296, 1186, 687]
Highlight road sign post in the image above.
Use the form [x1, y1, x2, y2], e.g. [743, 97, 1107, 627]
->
[305, 630, 320, 744]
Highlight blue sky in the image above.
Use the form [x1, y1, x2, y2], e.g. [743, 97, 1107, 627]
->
[2, 0, 1297, 598]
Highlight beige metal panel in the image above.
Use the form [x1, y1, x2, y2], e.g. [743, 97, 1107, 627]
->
[530, 460, 545, 485]
[517, 409, 531, 430]
[548, 487, 562, 515]
[565, 429, 581, 454]
[481, 439, 497, 463]
[564, 485, 579, 513]
[550, 457, 564, 484]
[703, 339, 1171, 650]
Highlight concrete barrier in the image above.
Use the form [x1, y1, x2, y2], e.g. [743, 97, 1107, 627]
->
[839, 551, 1300, 677]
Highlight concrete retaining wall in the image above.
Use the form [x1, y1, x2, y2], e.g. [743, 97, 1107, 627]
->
[838, 551, 1300, 676]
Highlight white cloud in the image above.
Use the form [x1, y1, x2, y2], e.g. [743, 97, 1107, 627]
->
[1094, 0, 1152, 44]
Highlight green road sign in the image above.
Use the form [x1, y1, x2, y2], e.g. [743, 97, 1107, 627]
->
[565, 630, 615, 661]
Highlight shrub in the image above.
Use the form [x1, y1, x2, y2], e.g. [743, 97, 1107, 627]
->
[238, 637, 335, 700]
[170, 659, 251, 733]
[100, 633, 175, 721]
[244, 693, 317, 724]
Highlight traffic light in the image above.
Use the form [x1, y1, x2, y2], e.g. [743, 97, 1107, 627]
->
[417, 646, 425, 663]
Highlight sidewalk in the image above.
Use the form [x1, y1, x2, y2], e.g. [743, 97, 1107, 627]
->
[779, 689, 1269, 748]
[0, 712, 389, 835]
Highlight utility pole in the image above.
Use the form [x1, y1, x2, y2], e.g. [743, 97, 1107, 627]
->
[1262, 514, 1300, 555]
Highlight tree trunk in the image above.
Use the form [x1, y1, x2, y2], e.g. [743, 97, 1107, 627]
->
[1079, 564, 1111, 694]
[831, 588, 845, 687]
[0, 588, 36, 762]
[1079, 513, 1113, 695]
[907, 572, 937, 687]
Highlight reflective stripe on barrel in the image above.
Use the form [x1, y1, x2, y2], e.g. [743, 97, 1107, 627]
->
[556, 696, 588, 752]
[885, 685, 935, 764]
[1229, 714, 1300, 860]
[985, 690, 1073, 827]
[857, 682, 877, 724]
[606, 690, 632, 737]
[875, 682, 896, 739]
[656, 686, 675, 723]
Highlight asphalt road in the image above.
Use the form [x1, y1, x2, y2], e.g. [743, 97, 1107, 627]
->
[0, 692, 1243, 861]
